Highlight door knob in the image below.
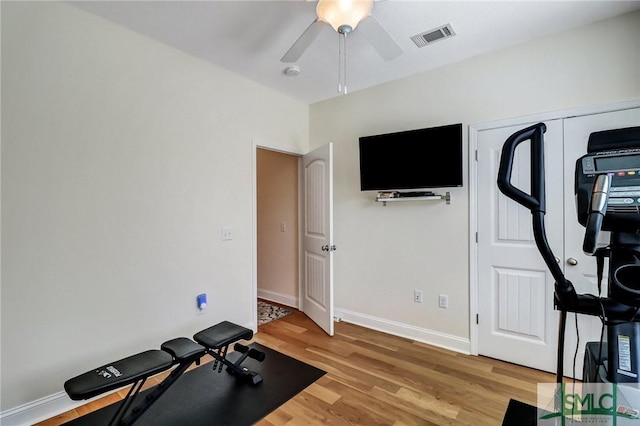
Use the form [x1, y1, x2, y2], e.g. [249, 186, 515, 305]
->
[555, 257, 560, 264]
[567, 258, 579, 266]
[321, 245, 329, 252]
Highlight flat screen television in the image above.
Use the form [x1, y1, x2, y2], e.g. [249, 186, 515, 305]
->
[359, 123, 463, 191]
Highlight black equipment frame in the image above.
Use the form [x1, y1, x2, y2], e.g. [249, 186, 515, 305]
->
[110, 357, 199, 426]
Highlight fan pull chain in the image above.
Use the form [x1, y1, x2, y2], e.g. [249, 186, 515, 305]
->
[337, 26, 350, 95]
[337, 32, 341, 93]
[343, 31, 348, 94]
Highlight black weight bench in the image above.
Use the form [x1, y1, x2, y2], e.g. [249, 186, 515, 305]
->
[64, 321, 264, 426]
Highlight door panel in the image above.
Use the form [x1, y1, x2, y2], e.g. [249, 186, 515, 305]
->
[305, 252, 326, 305]
[495, 267, 546, 341]
[477, 119, 564, 372]
[301, 144, 334, 336]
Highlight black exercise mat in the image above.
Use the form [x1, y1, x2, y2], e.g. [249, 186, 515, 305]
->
[64, 343, 326, 426]
[502, 399, 538, 426]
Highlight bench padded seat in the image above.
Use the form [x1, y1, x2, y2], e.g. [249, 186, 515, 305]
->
[64, 350, 173, 401]
[193, 321, 253, 349]
[161, 338, 205, 363]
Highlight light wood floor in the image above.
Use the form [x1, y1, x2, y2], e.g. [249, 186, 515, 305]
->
[37, 310, 555, 425]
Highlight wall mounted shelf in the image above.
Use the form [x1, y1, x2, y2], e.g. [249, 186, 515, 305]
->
[376, 191, 451, 206]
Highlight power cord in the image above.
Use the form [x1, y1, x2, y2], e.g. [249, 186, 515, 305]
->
[573, 312, 579, 384]
[594, 320, 606, 381]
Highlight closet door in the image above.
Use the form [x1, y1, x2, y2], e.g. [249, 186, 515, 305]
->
[476, 106, 640, 376]
[477, 119, 564, 372]
[561, 107, 640, 378]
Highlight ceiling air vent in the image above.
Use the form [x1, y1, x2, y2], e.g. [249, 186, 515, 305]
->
[411, 24, 456, 48]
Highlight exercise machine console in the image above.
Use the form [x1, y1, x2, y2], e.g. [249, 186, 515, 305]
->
[497, 123, 640, 383]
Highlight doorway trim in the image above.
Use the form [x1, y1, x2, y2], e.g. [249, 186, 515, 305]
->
[468, 99, 640, 357]
[252, 139, 304, 331]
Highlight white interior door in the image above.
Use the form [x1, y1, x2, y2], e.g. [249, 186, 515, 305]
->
[301, 143, 334, 336]
[561, 107, 640, 378]
[477, 120, 564, 372]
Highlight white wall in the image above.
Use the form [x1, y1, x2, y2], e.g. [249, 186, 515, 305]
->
[311, 11, 640, 349]
[1, 2, 308, 411]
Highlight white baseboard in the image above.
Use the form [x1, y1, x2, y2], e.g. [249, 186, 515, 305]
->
[334, 307, 471, 354]
[257, 289, 298, 309]
[0, 391, 84, 426]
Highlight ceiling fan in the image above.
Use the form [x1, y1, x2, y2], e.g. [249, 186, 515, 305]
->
[281, 0, 403, 93]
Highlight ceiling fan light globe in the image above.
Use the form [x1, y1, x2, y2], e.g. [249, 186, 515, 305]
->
[316, 0, 373, 32]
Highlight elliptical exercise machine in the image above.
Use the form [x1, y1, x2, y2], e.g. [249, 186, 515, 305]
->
[497, 123, 640, 384]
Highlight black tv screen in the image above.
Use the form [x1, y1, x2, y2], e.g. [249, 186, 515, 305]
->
[359, 123, 463, 191]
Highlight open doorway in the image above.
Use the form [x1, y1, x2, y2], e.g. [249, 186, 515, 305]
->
[256, 148, 300, 322]
[253, 143, 335, 335]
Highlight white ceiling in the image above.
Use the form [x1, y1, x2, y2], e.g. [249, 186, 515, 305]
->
[71, 1, 640, 105]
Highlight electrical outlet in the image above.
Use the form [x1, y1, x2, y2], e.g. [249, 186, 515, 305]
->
[414, 290, 423, 303]
[280, 222, 286, 232]
[438, 294, 449, 309]
[221, 227, 232, 241]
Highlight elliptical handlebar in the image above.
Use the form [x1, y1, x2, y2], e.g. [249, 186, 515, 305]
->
[496, 123, 572, 296]
[497, 123, 547, 213]
[582, 174, 611, 255]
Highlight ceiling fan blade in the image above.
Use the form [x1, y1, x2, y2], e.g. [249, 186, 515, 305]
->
[281, 20, 326, 63]
[357, 15, 403, 61]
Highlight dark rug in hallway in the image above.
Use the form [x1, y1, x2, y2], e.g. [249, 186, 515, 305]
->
[258, 300, 292, 325]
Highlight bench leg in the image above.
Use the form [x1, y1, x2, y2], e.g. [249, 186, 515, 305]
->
[108, 379, 146, 426]
[211, 345, 228, 373]
[113, 359, 198, 426]
[206, 344, 265, 385]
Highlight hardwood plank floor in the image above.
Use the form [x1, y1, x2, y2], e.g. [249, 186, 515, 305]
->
[37, 310, 555, 425]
